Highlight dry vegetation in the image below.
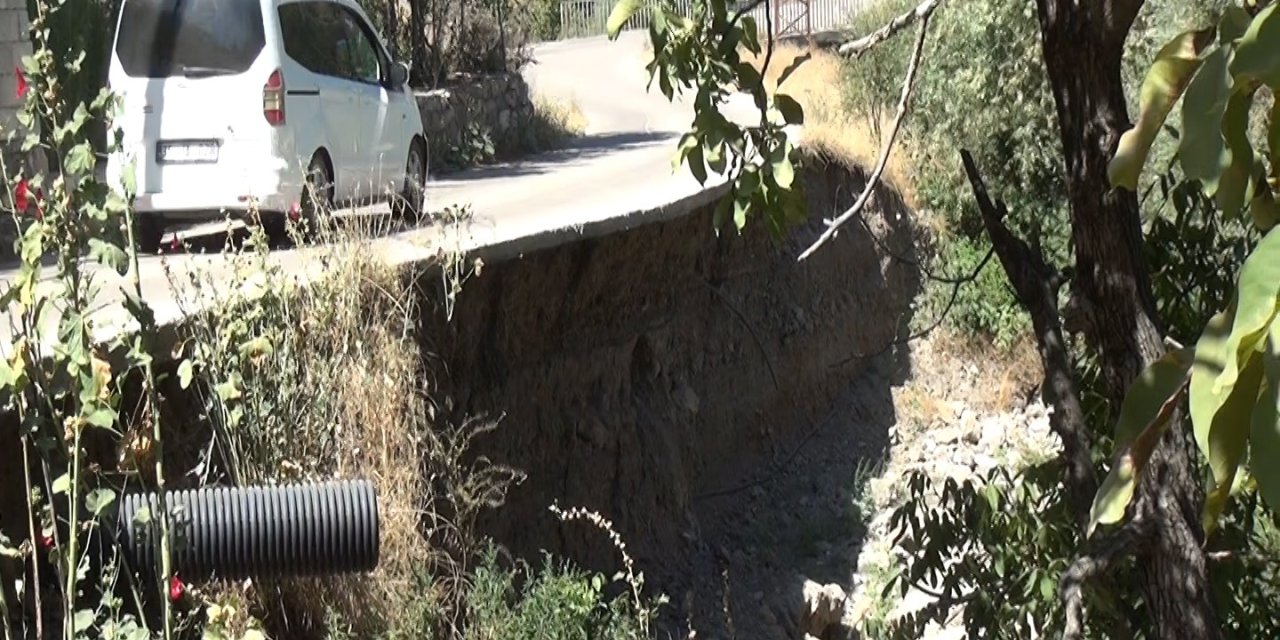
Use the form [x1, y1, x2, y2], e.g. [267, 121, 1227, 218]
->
[534, 94, 589, 138]
[741, 43, 918, 206]
[166, 225, 433, 635]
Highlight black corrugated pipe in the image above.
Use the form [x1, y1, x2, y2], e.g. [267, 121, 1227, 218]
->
[115, 479, 380, 581]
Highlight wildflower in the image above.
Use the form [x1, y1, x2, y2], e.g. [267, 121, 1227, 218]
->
[14, 178, 27, 212]
[15, 66, 25, 100]
[38, 532, 54, 550]
[168, 574, 185, 603]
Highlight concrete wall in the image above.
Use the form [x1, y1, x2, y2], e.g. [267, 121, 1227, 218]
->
[415, 72, 535, 170]
[0, 0, 26, 135]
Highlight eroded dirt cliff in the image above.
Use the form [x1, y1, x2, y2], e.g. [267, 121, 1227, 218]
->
[419, 154, 923, 636]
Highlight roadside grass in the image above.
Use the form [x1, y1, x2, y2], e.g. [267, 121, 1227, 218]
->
[160, 203, 660, 639]
[526, 93, 589, 151]
[439, 93, 587, 170]
[166, 216, 432, 636]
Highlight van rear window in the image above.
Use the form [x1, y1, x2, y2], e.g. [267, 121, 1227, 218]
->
[114, 0, 266, 78]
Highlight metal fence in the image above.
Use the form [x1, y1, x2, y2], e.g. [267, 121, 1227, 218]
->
[556, 0, 868, 41]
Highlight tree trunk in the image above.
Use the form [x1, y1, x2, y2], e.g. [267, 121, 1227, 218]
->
[1031, 0, 1222, 636]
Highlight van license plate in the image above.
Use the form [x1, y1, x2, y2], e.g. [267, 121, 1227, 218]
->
[156, 141, 219, 164]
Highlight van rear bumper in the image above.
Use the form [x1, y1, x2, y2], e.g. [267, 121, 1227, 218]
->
[134, 191, 294, 219]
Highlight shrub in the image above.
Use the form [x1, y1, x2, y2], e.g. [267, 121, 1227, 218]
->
[465, 546, 649, 640]
[843, 0, 1231, 348]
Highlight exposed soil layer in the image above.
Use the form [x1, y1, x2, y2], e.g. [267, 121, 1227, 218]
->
[0, 154, 923, 639]
[420, 155, 922, 637]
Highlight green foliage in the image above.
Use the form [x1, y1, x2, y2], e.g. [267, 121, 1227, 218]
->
[843, 0, 1061, 345]
[866, 463, 1103, 639]
[845, 0, 1230, 346]
[1210, 492, 1280, 637]
[440, 123, 498, 171]
[0, 0, 171, 636]
[613, 0, 806, 237]
[25, 0, 118, 153]
[915, 234, 1028, 348]
[1097, 2, 1280, 535]
[466, 547, 650, 640]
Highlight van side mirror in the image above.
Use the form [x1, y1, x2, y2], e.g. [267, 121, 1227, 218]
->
[388, 61, 409, 87]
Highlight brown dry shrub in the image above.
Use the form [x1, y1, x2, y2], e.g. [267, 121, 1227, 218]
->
[171, 224, 436, 636]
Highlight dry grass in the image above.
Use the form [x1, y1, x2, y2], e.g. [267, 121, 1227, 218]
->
[170, 224, 433, 636]
[741, 43, 918, 206]
[535, 94, 589, 136]
[891, 329, 1042, 432]
[283, 251, 428, 635]
[527, 94, 589, 151]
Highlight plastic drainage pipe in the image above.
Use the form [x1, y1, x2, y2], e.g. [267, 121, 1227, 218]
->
[116, 478, 379, 581]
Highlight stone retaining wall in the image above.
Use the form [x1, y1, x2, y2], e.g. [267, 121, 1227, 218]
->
[415, 72, 536, 171]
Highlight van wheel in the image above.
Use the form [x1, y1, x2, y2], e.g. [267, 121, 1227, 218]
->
[300, 154, 334, 238]
[253, 211, 289, 247]
[135, 214, 165, 254]
[393, 140, 426, 224]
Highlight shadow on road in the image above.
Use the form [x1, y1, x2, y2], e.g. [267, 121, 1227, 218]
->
[433, 130, 679, 182]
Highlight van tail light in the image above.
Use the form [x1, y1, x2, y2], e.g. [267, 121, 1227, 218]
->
[263, 69, 285, 126]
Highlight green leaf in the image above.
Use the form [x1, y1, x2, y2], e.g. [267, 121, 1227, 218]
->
[1111, 347, 1193, 451]
[1230, 3, 1280, 87]
[1253, 318, 1280, 510]
[121, 161, 137, 197]
[1219, 5, 1253, 43]
[1215, 87, 1258, 219]
[85, 407, 116, 429]
[687, 144, 707, 185]
[673, 133, 698, 171]
[1212, 228, 1280, 395]
[739, 16, 761, 55]
[1108, 28, 1215, 190]
[84, 487, 116, 516]
[1201, 350, 1265, 533]
[52, 473, 70, 495]
[1180, 45, 1233, 189]
[178, 359, 194, 390]
[1250, 178, 1280, 231]
[1039, 574, 1056, 601]
[774, 93, 804, 126]
[733, 193, 749, 230]
[65, 141, 96, 175]
[735, 62, 761, 92]
[772, 152, 795, 189]
[88, 238, 129, 275]
[73, 609, 95, 633]
[606, 0, 643, 39]
[1089, 370, 1187, 536]
[1192, 307, 1237, 456]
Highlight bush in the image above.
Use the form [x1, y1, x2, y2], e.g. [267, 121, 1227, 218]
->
[465, 546, 650, 640]
[843, 0, 1231, 348]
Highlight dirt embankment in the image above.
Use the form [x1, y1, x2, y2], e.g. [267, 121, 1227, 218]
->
[419, 154, 923, 635]
[0, 153, 924, 638]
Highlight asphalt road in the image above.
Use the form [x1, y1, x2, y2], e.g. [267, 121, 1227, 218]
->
[0, 31, 745, 346]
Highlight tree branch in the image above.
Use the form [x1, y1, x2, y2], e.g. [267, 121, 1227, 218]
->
[959, 149, 1097, 524]
[797, 9, 930, 261]
[837, 0, 944, 58]
[829, 244, 995, 367]
[1061, 516, 1151, 640]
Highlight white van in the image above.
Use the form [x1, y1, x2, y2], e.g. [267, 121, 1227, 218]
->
[106, 0, 427, 250]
